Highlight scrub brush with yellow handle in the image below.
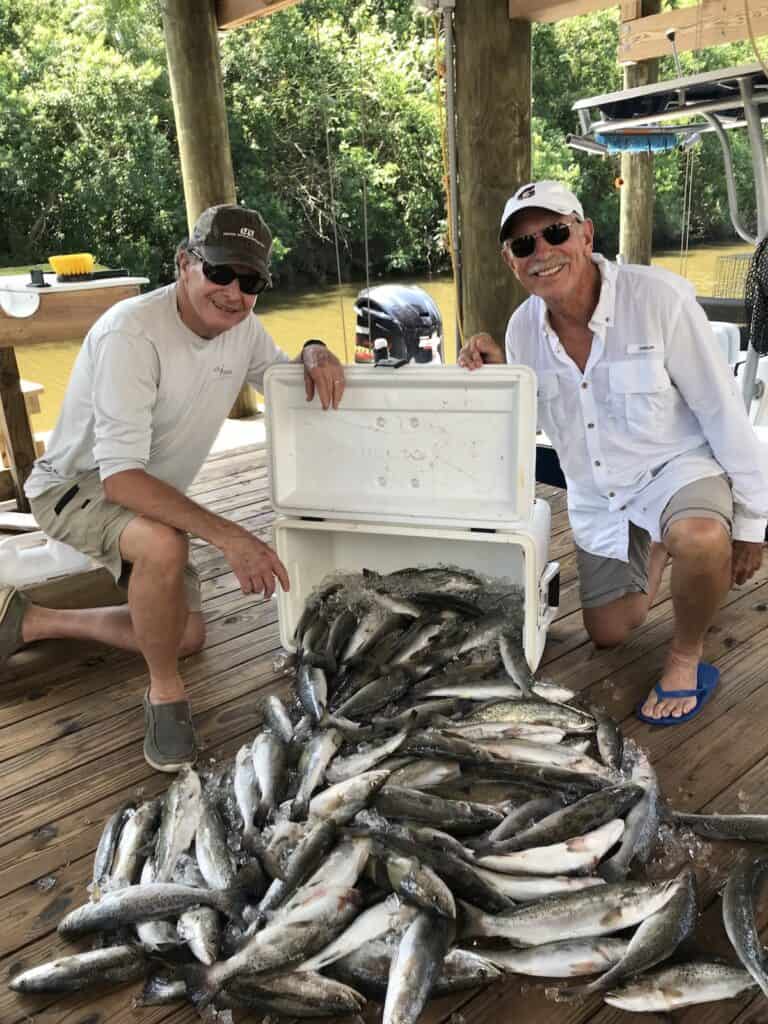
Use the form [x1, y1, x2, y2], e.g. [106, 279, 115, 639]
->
[48, 253, 128, 283]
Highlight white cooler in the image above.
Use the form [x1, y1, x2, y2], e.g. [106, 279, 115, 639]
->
[264, 365, 560, 670]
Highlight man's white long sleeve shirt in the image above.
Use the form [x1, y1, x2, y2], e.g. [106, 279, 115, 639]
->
[505, 255, 768, 560]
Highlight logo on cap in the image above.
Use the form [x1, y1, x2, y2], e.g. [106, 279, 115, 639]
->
[518, 185, 536, 200]
[222, 228, 267, 250]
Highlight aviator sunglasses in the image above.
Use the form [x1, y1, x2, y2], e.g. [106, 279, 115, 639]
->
[504, 220, 576, 260]
[189, 248, 270, 295]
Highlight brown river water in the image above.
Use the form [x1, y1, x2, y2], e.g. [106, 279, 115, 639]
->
[11, 242, 751, 433]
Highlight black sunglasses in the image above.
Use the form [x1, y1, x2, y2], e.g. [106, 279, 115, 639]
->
[504, 221, 574, 260]
[189, 249, 269, 295]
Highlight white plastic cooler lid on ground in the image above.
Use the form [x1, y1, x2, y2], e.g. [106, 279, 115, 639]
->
[264, 364, 537, 529]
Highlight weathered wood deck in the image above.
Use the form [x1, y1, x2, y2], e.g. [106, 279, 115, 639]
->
[2, 443, 768, 1024]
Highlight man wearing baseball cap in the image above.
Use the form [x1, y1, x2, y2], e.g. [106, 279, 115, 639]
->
[459, 180, 768, 727]
[1, 203, 345, 772]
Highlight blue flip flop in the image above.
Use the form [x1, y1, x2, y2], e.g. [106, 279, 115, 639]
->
[636, 662, 720, 726]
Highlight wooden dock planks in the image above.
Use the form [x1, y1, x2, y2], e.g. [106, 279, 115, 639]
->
[1, 443, 767, 1023]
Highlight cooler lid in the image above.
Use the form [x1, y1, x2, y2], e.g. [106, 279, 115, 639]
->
[264, 364, 537, 528]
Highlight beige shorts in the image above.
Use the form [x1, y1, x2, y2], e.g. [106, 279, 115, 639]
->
[29, 470, 201, 612]
[576, 474, 733, 609]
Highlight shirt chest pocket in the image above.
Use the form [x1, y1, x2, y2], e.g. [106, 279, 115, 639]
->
[536, 371, 564, 434]
[608, 359, 673, 437]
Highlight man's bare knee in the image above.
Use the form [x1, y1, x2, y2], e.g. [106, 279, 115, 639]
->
[665, 517, 730, 567]
[583, 593, 648, 648]
[585, 618, 632, 648]
[179, 613, 206, 656]
[122, 518, 189, 577]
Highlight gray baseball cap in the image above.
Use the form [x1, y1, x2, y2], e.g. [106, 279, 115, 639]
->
[190, 204, 273, 280]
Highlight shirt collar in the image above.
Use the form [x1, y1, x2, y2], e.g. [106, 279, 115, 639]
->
[588, 254, 616, 334]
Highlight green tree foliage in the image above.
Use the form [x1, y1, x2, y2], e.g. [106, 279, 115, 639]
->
[651, 40, 760, 246]
[0, 0, 444, 284]
[530, 12, 760, 252]
[531, 13, 624, 251]
[0, 0, 760, 285]
[222, 3, 443, 282]
[0, 0, 183, 281]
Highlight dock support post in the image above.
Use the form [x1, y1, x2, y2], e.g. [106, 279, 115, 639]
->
[162, 0, 257, 418]
[455, 0, 531, 346]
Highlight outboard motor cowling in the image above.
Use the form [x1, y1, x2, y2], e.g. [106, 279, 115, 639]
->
[354, 284, 442, 365]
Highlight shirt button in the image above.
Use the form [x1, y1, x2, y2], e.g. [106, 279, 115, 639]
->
[581, 382, 589, 389]
[608, 491, 615, 497]
[587, 422, 595, 429]
[594, 460, 601, 467]
[620, 505, 626, 511]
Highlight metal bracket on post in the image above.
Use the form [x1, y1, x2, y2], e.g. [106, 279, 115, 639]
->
[702, 113, 756, 246]
[665, 29, 682, 78]
[566, 134, 609, 156]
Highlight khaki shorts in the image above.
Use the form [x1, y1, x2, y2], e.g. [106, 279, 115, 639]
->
[576, 474, 733, 609]
[29, 470, 201, 612]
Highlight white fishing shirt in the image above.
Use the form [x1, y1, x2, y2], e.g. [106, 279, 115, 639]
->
[505, 254, 768, 560]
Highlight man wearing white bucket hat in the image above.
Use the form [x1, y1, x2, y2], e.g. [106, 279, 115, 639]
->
[0, 204, 345, 772]
[459, 180, 768, 727]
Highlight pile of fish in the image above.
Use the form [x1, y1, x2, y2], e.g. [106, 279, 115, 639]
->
[10, 565, 768, 1019]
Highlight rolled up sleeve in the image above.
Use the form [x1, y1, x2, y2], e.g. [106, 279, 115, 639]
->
[91, 331, 160, 482]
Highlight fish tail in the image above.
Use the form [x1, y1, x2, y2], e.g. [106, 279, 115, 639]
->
[210, 884, 248, 925]
[246, 905, 268, 932]
[253, 799, 270, 831]
[456, 900, 484, 938]
[235, 858, 267, 902]
[177, 963, 216, 1010]
[259, 847, 286, 881]
[466, 840, 494, 858]
[289, 795, 309, 822]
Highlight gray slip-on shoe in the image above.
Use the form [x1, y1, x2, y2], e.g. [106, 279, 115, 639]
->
[0, 585, 28, 664]
[143, 691, 198, 773]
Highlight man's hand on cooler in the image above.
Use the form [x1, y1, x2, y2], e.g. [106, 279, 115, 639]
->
[302, 341, 346, 410]
[219, 525, 290, 597]
[457, 333, 505, 370]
